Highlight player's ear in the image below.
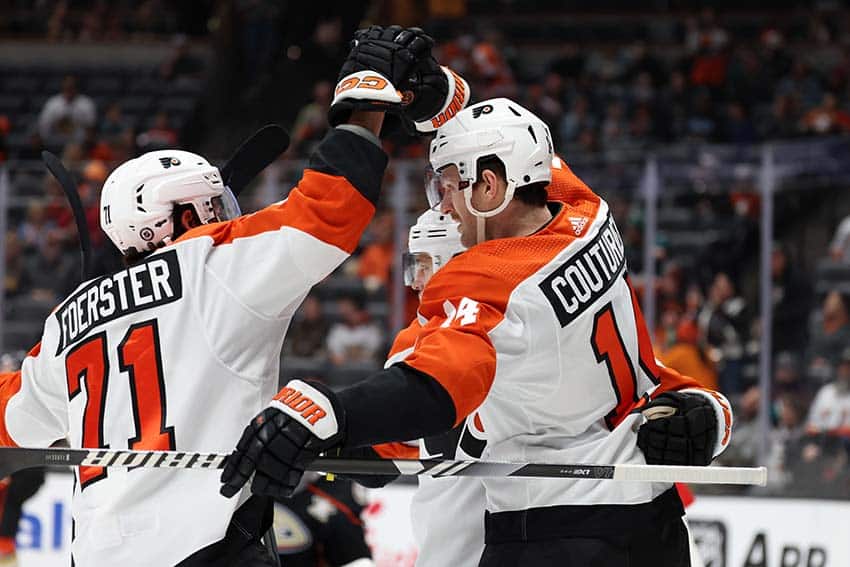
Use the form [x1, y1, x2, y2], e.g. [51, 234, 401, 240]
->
[180, 209, 199, 231]
[480, 168, 502, 200]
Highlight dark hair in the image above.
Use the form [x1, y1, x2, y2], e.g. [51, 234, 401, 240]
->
[475, 155, 548, 207]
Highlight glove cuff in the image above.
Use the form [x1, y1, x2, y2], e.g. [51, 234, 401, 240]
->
[681, 388, 733, 458]
[272, 379, 345, 441]
[328, 70, 403, 127]
[414, 66, 471, 132]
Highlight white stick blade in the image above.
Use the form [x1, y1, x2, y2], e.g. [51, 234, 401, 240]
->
[613, 464, 767, 486]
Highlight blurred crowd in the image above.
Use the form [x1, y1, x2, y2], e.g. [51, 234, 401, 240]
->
[4, 4, 850, 499]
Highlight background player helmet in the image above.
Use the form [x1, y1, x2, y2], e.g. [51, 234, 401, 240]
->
[100, 149, 240, 255]
[403, 209, 465, 288]
[427, 97, 553, 219]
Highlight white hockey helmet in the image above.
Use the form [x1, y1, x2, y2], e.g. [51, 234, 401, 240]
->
[402, 209, 465, 289]
[427, 97, 553, 219]
[100, 150, 240, 255]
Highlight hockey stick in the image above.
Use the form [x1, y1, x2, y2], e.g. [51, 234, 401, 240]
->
[42, 151, 94, 280]
[0, 447, 767, 486]
[219, 124, 290, 196]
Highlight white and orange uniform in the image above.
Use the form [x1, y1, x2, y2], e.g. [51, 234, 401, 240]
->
[0, 128, 387, 566]
[367, 158, 731, 566]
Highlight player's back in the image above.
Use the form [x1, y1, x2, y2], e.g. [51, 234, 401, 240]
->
[417, 188, 664, 513]
[4, 127, 386, 565]
[28, 242, 292, 565]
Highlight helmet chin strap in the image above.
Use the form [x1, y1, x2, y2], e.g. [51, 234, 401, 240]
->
[463, 179, 517, 245]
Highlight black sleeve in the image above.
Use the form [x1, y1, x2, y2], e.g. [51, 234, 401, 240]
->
[336, 362, 457, 449]
[308, 128, 388, 206]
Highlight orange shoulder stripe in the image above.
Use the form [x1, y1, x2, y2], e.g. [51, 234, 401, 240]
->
[176, 170, 375, 254]
[372, 441, 419, 460]
[406, 203, 603, 425]
[546, 155, 599, 205]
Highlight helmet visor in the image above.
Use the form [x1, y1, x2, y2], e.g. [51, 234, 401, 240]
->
[211, 186, 242, 222]
[424, 167, 469, 211]
[402, 252, 436, 289]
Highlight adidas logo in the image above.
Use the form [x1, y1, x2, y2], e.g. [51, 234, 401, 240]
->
[569, 217, 587, 236]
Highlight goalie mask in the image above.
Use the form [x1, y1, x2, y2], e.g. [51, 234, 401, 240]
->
[101, 150, 241, 256]
[403, 209, 465, 292]
[426, 98, 553, 242]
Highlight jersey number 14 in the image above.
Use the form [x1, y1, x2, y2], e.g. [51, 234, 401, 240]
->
[590, 279, 660, 430]
[65, 319, 175, 489]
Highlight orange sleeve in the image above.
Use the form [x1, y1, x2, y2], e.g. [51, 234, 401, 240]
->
[0, 343, 41, 447]
[402, 268, 506, 426]
[372, 442, 419, 459]
[178, 169, 376, 254]
[0, 371, 23, 447]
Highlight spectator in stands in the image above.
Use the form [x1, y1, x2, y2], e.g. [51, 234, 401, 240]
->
[559, 94, 594, 145]
[685, 89, 718, 142]
[600, 101, 631, 150]
[758, 93, 802, 140]
[656, 303, 718, 391]
[285, 294, 329, 360]
[717, 385, 760, 468]
[37, 75, 96, 147]
[0, 115, 8, 163]
[771, 244, 812, 354]
[774, 351, 805, 396]
[807, 346, 850, 435]
[18, 230, 76, 302]
[777, 60, 823, 111]
[470, 29, 516, 99]
[159, 34, 204, 84]
[136, 111, 178, 150]
[829, 212, 850, 262]
[698, 272, 748, 393]
[722, 102, 757, 145]
[290, 81, 332, 158]
[523, 80, 562, 136]
[764, 391, 808, 493]
[357, 210, 395, 292]
[656, 70, 690, 141]
[3, 232, 24, 298]
[807, 290, 850, 383]
[327, 294, 383, 367]
[99, 102, 132, 139]
[789, 347, 850, 497]
[17, 202, 53, 253]
[799, 92, 850, 134]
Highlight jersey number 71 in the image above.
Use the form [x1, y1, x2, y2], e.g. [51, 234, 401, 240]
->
[65, 319, 175, 489]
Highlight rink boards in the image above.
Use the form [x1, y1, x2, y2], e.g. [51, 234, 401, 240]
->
[15, 472, 845, 567]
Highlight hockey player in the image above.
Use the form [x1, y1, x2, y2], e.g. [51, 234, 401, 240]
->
[379, 161, 651, 567]
[0, 25, 466, 566]
[222, 99, 733, 566]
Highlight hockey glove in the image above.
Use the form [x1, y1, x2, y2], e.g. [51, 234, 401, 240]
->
[636, 391, 718, 466]
[329, 25, 435, 126]
[220, 380, 345, 499]
[406, 63, 471, 132]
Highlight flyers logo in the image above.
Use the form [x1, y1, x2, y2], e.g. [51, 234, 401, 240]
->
[472, 104, 493, 119]
[335, 75, 389, 96]
[276, 387, 327, 425]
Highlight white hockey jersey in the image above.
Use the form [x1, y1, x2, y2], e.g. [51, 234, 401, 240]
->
[388, 157, 732, 516]
[0, 129, 386, 566]
[370, 160, 729, 565]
